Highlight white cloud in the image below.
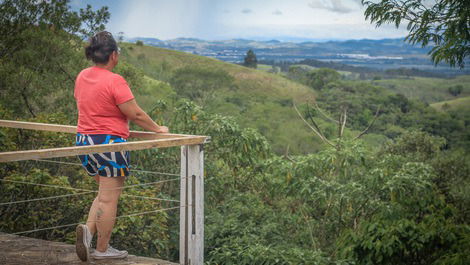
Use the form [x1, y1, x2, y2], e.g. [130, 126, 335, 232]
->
[98, 0, 410, 41]
[308, 0, 362, 13]
[215, 23, 408, 41]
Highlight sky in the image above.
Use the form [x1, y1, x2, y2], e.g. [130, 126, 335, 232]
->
[71, 0, 411, 42]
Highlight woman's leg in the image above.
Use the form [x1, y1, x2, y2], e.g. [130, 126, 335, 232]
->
[86, 175, 100, 236]
[95, 176, 125, 252]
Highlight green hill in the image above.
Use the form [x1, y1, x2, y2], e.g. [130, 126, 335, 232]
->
[371, 75, 470, 103]
[120, 43, 322, 154]
[431, 96, 470, 111]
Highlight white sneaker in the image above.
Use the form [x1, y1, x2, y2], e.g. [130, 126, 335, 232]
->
[91, 245, 128, 260]
[75, 224, 92, 261]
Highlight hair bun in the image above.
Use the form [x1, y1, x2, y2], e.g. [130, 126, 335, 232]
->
[84, 31, 118, 64]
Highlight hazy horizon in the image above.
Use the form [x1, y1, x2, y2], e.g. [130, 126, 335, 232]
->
[126, 35, 410, 44]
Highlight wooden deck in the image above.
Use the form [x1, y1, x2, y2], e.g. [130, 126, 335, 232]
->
[0, 233, 178, 265]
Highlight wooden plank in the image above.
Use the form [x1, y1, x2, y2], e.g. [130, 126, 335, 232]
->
[128, 131, 197, 140]
[0, 136, 207, 163]
[186, 146, 195, 265]
[187, 144, 204, 265]
[0, 232, 178, 265]
[179, 146, 188, 265]
[0, 119, 199, 140]
[0, 119, 76, 134]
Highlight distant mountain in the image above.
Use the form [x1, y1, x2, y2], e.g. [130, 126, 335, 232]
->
[128, 37, 428, 55]
[126, 37, 470, 75]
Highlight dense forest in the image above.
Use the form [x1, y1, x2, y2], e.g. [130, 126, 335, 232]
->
[1, 1, 469, 264]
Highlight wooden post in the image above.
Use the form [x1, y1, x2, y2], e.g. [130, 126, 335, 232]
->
[180, 144, 204, 265]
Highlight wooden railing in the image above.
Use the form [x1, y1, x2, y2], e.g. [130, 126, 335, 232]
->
[0, 119, 208, 265]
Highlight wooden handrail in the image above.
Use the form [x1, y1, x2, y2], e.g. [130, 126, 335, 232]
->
[0, 136, 207, 163]
[0, 119, 209, 163]
[0, 119, 198, 140]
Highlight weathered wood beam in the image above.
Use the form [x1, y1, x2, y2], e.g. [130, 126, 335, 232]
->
[180, 144, 204, 265]
[0, 136, 207, 163]
[0, 119, 76, 134]
[0, 119, 194, 140]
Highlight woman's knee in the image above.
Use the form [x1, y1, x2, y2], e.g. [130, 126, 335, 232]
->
[97, 192, 120, 205]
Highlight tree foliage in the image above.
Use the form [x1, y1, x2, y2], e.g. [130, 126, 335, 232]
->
[0, 0, 109, 58]
[361, 0, 470, 68]
[243, 49, 258, 68]
[448, 84, 463, 96]
[0, 0, 110, 117]
[287, 66, 341, 90]
[307, 68, 341, 90]
[169, 66, 235, 106]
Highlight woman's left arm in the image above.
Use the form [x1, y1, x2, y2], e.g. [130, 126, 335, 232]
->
[118, 99, 169, 133]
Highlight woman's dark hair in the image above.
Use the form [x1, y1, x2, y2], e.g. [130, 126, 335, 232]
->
[85, 31, 119, 64]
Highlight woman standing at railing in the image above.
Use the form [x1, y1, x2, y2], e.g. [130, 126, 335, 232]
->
[73, 31, 169, 261]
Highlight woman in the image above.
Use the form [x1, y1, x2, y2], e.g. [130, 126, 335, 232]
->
[74, 31, 169, 261]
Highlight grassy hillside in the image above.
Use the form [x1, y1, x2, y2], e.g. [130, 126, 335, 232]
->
[371, 75, 470, 103]
[431, 96, 470, 111]
[120, 43, 322, 154]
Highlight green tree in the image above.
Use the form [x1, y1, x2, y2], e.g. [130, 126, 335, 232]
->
[243, 49, 257, 68]
[136, 40, 144, 46]
[338, 132, 469, 265]
[287, 65, 310, 84]
[306, 68, 341, 90]
[0, 0, 109, 58]
[383, 130, 446, 161]
[361, 0, 470, 68]
[0, 0, 110, 117]
[169, 67, 235, 107]
[448, 84, 463, 96]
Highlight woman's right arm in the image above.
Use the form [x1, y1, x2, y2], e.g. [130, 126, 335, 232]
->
[118, 99, 169, 133]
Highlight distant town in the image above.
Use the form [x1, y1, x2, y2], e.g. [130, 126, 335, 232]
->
[128, 37, 470, 75]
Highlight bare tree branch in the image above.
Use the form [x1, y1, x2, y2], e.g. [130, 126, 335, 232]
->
[293, 102, 335, 147]
[340, 107, 347, 138]
[337, 109, 343, 140]
[313, 102, 339, 124]
[353, 106, 381, 140]
[306, 102, 329, 140]
[283, 144, 296, 162]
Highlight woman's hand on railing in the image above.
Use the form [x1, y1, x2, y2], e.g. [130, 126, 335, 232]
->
[156, 126, 169, 133]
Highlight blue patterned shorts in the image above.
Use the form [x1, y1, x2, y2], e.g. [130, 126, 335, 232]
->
[76, 133, 130, 177]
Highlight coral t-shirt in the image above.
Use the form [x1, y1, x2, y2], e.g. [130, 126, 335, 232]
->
[74, 66, 134, 139]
